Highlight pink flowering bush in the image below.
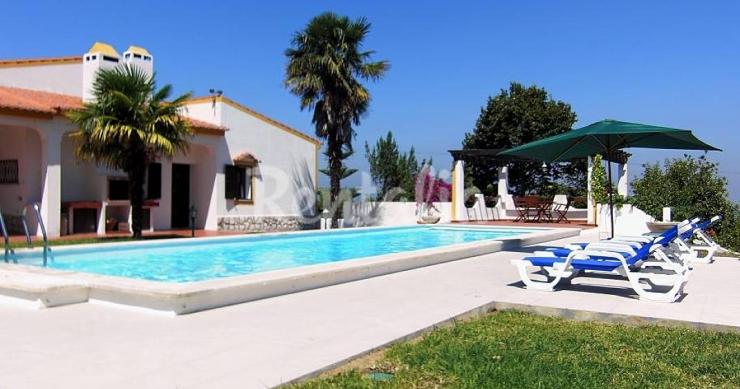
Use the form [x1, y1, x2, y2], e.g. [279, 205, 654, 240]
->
[415, 166, 451, 215]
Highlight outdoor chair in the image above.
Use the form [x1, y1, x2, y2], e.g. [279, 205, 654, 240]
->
[511, 240, 691, 303]
[551, 197, 571, 223]
[524, 196, 542, 221]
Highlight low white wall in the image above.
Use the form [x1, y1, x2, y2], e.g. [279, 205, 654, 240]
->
[343, 201, 452, 227]
[596, 203, 655, 238]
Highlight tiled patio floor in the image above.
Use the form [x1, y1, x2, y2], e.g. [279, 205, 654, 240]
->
[0, 228, 736, 388]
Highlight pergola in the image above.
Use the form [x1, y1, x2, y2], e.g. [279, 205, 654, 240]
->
[447, 149, 630, 222]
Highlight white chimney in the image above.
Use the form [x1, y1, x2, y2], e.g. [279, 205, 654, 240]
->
[122, 45, 154, 80]
[82, 42, 121, 102]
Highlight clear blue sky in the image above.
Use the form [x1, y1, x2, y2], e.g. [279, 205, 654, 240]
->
[2, 1, 738, 200]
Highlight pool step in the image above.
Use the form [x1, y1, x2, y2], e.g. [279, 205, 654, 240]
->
[0, 267, 89, 309]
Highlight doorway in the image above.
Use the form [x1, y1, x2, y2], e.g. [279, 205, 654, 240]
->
[171, 164, 191, 229]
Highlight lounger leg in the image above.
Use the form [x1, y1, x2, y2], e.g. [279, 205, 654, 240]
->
[695, 230, 719, 249]
[673, 239, 710, 264]
[624, 266, 690, 303]
[510, 259, 576, 291]
[649, 248, 690, 268]
[689, 245, 716, 264]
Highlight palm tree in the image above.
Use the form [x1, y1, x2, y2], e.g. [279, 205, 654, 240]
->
[67, 65, 192, 238]
[285, 12, 389, 226]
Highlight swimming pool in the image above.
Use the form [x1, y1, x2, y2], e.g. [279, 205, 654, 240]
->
[3, 225, 579, 314]
[17, 226, 542, 283]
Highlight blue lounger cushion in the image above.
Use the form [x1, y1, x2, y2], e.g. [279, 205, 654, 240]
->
[525, 243, 651, 273]
[546, 247, 630, 259]
[526, 256, 566, 267]
[524, 256, 622, 271]
[570, 259, 621, 271]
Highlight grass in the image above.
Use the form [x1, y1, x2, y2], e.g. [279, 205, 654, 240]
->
[292, 311, 740, 389]
[8, 234, 185, 249]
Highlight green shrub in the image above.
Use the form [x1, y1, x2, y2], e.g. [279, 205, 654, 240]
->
[631, 155, 739, 251]
[590, 154, 626, 207]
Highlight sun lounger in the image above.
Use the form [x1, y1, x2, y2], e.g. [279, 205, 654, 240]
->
[547, 226, 681, 264]
[511, 242, 691, 303]
[561, 216, 721, 264]
[672, 217, 720, 264]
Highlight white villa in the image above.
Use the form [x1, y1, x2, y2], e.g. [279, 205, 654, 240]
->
[0, 42, 320, 238]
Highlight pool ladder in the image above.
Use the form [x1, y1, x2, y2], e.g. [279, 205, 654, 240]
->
[0, 207, 14, 263]
[28, 203, 51, 266]
[10, 203, 51, 266]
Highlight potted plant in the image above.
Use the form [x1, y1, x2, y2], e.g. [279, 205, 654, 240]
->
[415, 165, 452, 224]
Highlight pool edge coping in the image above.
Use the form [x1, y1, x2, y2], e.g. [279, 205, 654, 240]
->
[0, 226, 579, 314]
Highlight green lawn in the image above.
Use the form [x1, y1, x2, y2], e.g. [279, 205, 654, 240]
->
[293, 311, 740, 388]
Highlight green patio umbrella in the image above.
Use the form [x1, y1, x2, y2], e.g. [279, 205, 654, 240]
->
[500, 119, 721, 237]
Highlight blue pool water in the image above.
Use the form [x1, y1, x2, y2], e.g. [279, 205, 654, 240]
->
[18, 226, 541, 283]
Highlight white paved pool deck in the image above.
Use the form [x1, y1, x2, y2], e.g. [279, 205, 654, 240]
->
[0, 228, 738, 389]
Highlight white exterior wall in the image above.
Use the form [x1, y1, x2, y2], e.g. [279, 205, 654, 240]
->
[343, 201, 452, 227]
[60, 135, 104, 202]
[184, 101, 222, 125]
[147, 141, 219, 230]
[0, 63, 82, 96]
[0, 122, 43, 215]
[1, 44, 320, 234]
[0, 114, 74, 237]
[186, 100, 319, 222]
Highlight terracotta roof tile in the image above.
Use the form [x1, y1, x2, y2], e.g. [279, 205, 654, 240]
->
[184, 117, 226, 133]
[0, 86, 81, 114]
[0, 55, 82, 68]
[0, 86, 225, 134]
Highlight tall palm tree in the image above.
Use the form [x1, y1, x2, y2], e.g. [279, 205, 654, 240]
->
[285, 12, 389, 225]
[68, 65, 192, 238]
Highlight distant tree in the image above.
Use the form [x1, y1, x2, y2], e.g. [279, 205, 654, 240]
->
[67, 65, 192, 238]
[319, 149, 358, 182]
[462, 82, 583, 196]
[285, 12, 389, 226]
[631, 155, 738, 251]
[365, 131, 422, 201]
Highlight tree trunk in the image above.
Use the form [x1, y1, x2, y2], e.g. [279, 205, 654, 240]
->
[328, 138, 343, 229]
[128, 161, 147, 239]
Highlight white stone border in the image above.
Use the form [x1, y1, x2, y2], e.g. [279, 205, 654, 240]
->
[0, 225, 579, 314]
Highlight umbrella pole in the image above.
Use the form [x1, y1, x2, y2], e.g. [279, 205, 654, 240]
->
[607, 157, 614, 239]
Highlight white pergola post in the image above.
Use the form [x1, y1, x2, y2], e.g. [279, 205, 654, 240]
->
[39, 129, 63, 238]
[497, 165, 513, 210]
[451, 159, 466, 222]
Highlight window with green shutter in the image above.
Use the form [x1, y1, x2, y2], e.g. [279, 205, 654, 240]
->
[225, 165, 254, 202]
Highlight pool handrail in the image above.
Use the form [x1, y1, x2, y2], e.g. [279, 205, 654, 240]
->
[0, 207, 14, 263]
[32, 203, 51, 266]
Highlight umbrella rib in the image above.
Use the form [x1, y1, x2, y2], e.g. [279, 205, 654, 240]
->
[550, 138, 586, 162]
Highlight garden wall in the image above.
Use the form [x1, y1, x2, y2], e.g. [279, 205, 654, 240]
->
[596, 203, 655, 238]
[342, 201, 452, 227]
